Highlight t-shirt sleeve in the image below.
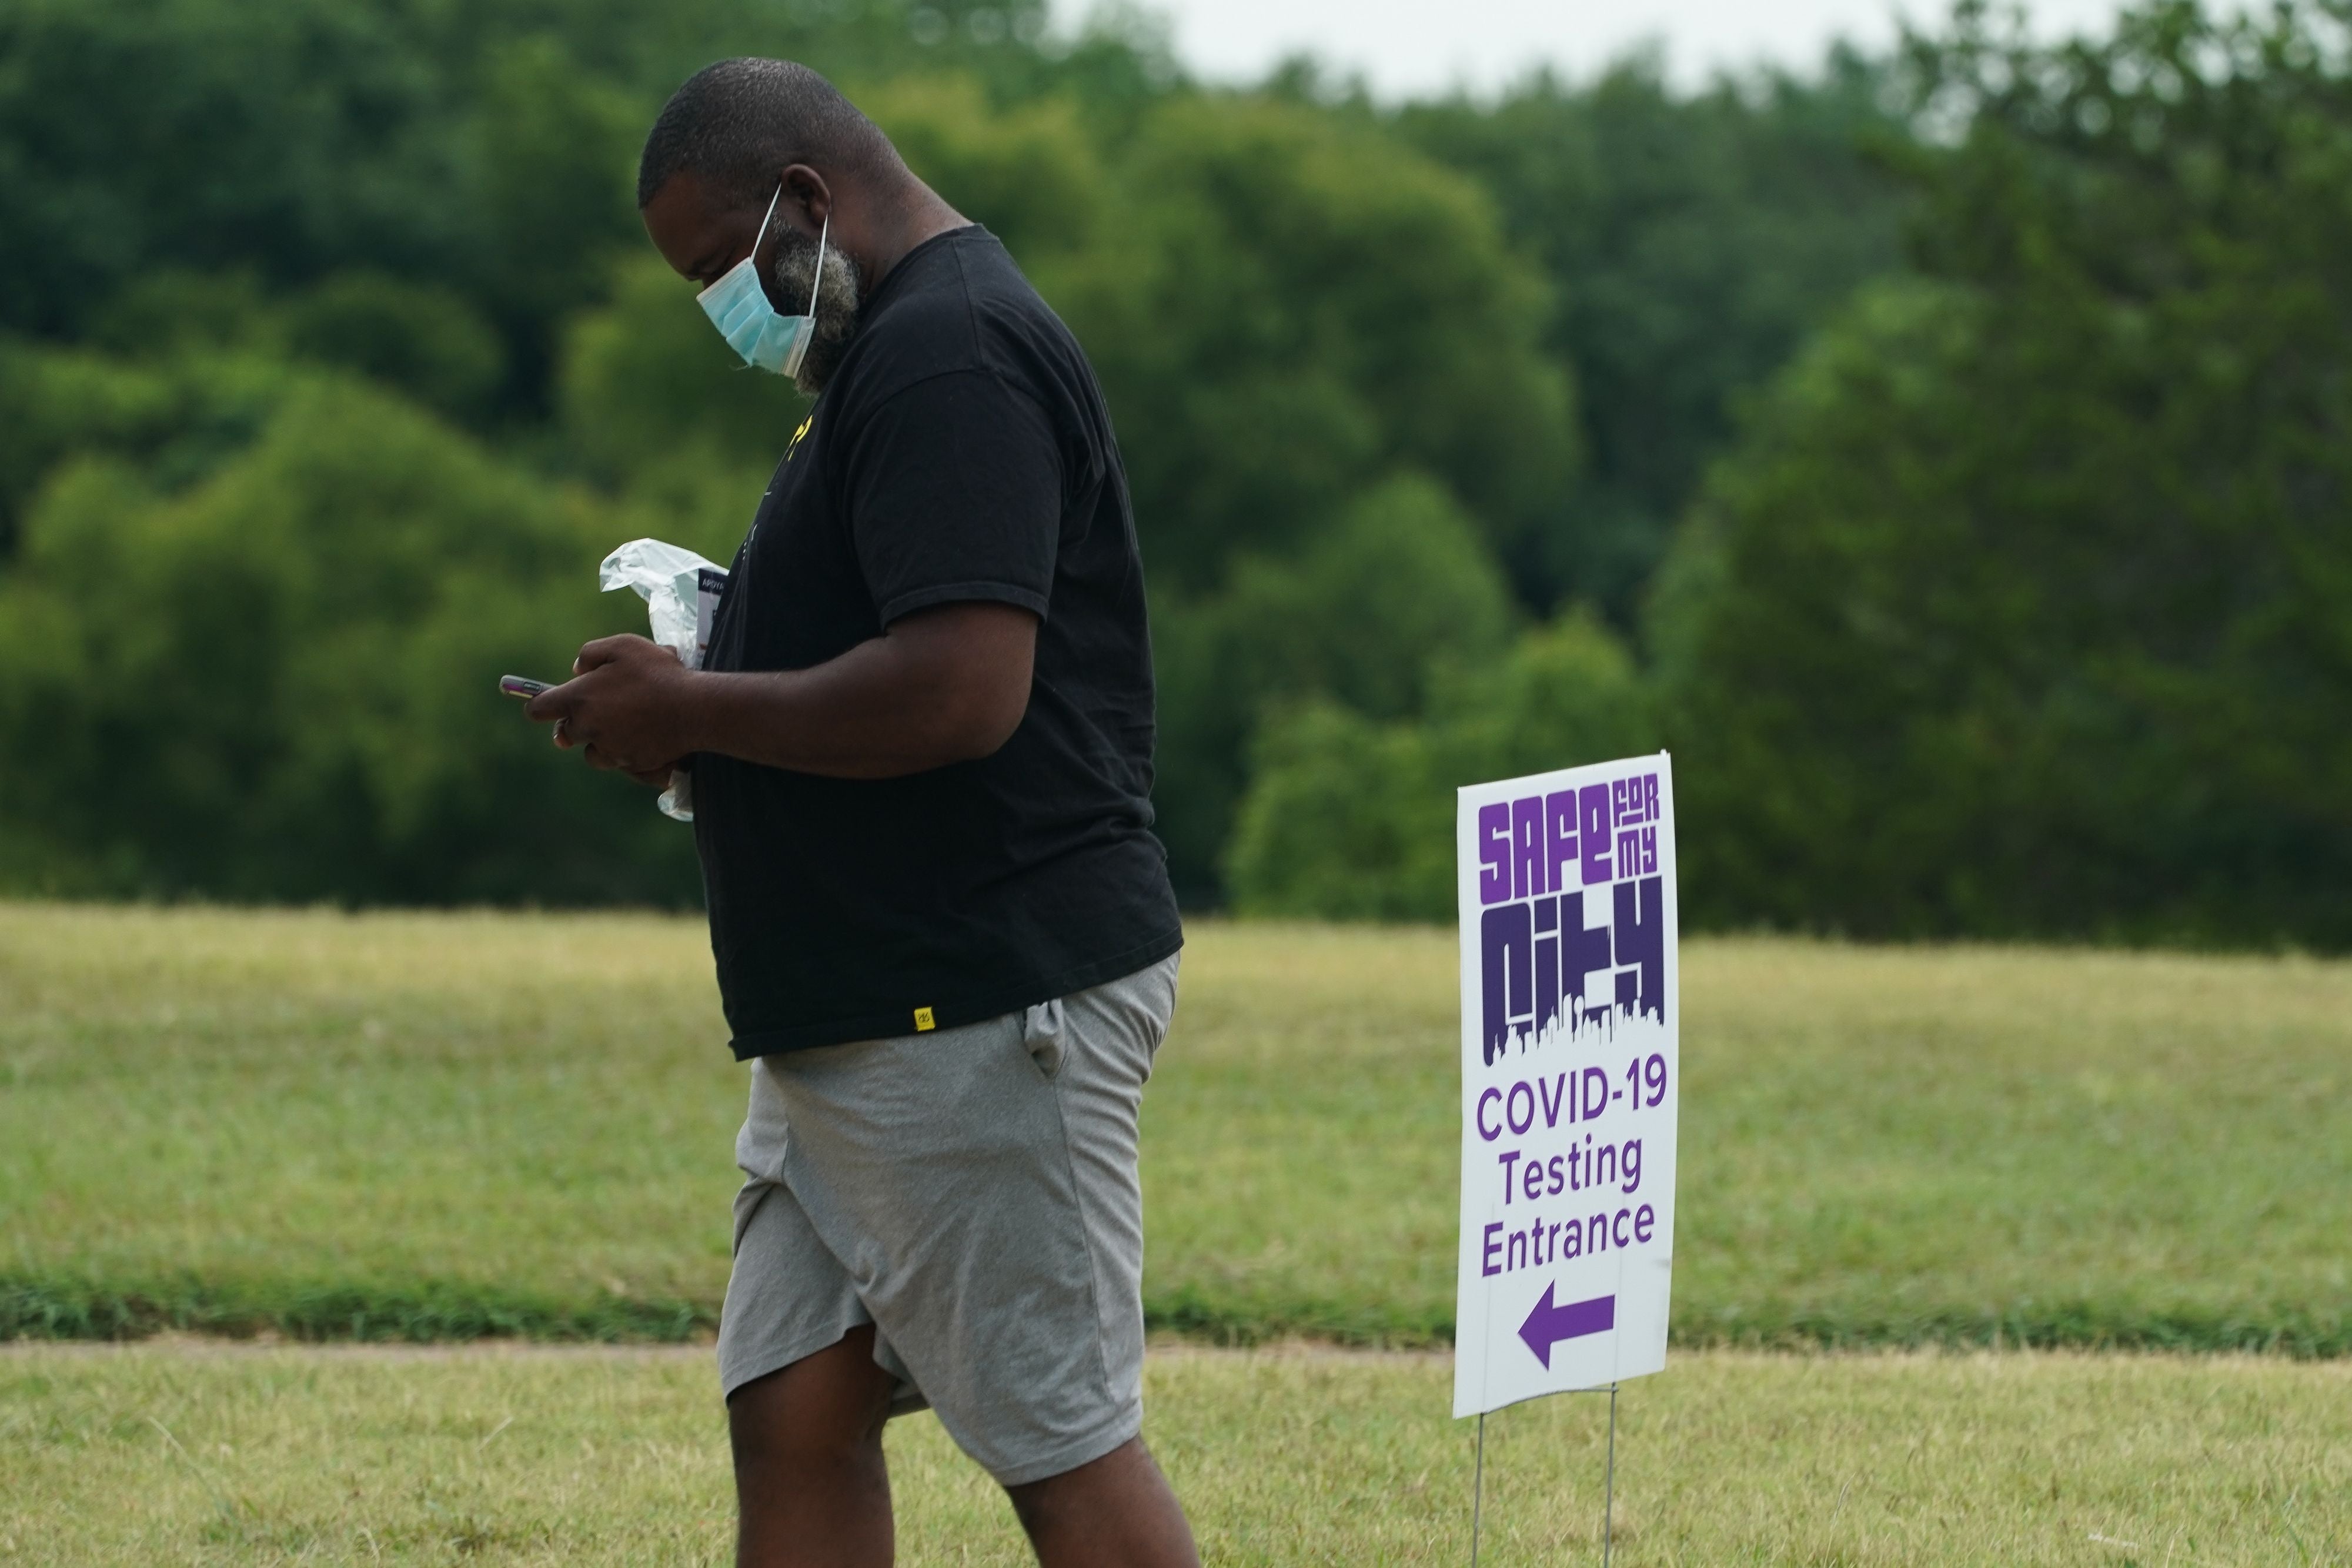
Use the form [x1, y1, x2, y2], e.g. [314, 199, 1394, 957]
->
[840, 367, 1064, 627]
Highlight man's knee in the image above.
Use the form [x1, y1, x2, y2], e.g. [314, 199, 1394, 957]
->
[1001, 1436, 1144, 1529]
[1003, 1437, 1198, 1567]
[728, 1329, 893, 1479]
[730, 1393, 880, 1480]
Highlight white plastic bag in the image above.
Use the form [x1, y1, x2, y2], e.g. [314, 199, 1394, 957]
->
[598, 538, 728, 822]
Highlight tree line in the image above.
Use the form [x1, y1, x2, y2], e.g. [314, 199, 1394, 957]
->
[0, 0, 2341, 947]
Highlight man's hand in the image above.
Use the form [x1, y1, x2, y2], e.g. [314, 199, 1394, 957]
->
[525, 636, 695, 780]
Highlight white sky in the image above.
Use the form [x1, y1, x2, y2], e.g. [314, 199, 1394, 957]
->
[1053, 0, 2137, 97]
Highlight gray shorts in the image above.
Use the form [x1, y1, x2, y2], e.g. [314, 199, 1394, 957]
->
[717, 955, 1180, 1487]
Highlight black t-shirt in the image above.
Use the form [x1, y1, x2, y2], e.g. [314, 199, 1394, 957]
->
[693, 225, 1182, 1057]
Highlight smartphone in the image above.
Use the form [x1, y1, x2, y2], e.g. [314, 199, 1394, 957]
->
[499, 674, 556, 699]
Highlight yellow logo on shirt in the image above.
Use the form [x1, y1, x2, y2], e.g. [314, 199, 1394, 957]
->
[913, 1007, 936, 1032]
[784, 413, 814, 463]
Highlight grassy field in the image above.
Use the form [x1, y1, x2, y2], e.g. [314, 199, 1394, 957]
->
[2, 902, 2348, 1349]
[4, 1342, 2346, 1565]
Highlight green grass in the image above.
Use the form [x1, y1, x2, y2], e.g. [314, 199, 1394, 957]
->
[2, 903, 2348, 1349]
[2, 1342, 2346, 1564]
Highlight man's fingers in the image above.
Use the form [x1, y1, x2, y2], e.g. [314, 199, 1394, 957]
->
[574, 634, 656, 673]
[523, 681, 579, 723]
[524, 637, 683, 770]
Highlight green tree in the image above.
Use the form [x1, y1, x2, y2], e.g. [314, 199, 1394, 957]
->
[1398, 54, 1910, 619]
[0, 372, 692, 903]
[1152, 474, 1518, 897]
[1665, 0, 2352, 946]
[1228, 611, 1655, 920]
[0, 330, 298, 553]
[0, 0, 1092, 422]
[282, 273, 508, 423]
[858, 75, 1112, 270]
[1060, 91, 1578, 589]
[1029, 91, 1578, 900]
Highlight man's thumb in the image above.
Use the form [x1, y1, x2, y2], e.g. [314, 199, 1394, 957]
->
[523, 682, 575, 723]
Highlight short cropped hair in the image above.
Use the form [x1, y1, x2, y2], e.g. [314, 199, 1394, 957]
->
[637, 58, 896, 210]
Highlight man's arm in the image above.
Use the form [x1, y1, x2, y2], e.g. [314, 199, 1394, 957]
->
[523, 600, 1038, 781]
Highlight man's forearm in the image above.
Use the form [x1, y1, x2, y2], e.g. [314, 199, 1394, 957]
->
[680, 604, 1037, 780]
[529, 603, 1037, 779]
[684, 644, 985, 779]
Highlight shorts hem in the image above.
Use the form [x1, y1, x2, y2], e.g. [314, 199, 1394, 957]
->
[982, 1403, 1144, 1489]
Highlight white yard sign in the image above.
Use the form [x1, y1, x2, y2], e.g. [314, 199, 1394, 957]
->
[1454, 754, 1679, 1418]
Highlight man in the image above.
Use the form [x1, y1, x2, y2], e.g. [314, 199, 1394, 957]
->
[525, 58, 1197, 1568]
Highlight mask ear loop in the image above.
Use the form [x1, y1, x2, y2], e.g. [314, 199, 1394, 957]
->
[804, 213, 829, 318]
[749, 183, 783, 261]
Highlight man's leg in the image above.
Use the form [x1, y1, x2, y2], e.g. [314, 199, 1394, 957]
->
[729, 1324, 899, 1568]
[1004, 1436, 1200, 1568]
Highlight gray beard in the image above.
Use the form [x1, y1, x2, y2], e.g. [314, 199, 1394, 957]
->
[767, 230, 865, 397]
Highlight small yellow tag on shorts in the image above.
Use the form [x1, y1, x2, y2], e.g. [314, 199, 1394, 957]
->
[913, 1007, 936, 1032]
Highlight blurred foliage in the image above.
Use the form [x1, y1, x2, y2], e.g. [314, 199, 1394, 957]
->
[0, 0, 2333, 947]
[1398, 53, 1911, 623]
[0, 0, 1086, 413]
[0, 372, 686, 902]
[1154, 475, 1518, 898]
[1663, 0, 2352, 947]
[1228, 613, 1655, 920]
[1061, 93, 1578, 591]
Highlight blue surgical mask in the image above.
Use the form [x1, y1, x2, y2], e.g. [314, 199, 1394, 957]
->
[697, 185, 828, 377]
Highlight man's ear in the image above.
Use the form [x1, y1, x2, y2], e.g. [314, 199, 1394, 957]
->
[780, 163, 831, 232]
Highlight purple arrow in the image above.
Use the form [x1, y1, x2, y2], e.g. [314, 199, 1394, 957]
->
[1517, 1284, 1615, 1368]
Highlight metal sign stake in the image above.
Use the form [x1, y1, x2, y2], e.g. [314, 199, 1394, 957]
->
[1471, 1412, 1486, 1566]
[1469, 1384, 1625, 1566]
[1603, 1382, 1619, 1567]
